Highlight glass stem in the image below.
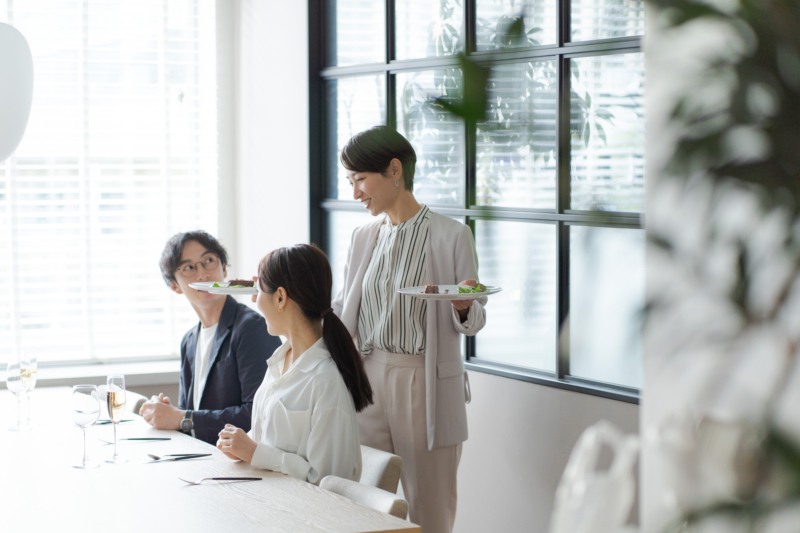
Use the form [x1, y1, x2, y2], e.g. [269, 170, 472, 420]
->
[113, 422, 118, 459]
[16, 395, 21, 429]
[25, 392, 30, 425]
[82, 427, 88, 466]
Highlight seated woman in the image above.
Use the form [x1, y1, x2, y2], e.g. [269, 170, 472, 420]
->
[216, 244, 373, 484]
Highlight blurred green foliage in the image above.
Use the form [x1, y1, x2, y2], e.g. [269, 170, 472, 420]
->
[652, 0, 800, 214]
[647, 1, 800, 531]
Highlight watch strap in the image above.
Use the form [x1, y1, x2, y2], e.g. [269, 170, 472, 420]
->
[181, 410, 195, 438]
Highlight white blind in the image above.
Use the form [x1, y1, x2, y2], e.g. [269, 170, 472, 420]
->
[0, 0, 218, 363]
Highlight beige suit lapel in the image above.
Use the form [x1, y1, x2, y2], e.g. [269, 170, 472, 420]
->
[341, 219, 383, 337]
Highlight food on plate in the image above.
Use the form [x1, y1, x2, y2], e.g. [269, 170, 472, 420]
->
[458, 284, 486, 294]
[210, 280, 255, 289]
[226, 279, 255, 287]
[423, 284, 439, 294]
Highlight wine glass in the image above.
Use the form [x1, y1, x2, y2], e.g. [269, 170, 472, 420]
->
[20, 351, 38, 428]
[105, 375, 128, 464]
[5, 358, 27, 431]
[71, 385, 101, 469]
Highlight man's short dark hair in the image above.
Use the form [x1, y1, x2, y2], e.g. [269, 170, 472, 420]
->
[340, 126, 417, 191]
[159, 230, 229, 285]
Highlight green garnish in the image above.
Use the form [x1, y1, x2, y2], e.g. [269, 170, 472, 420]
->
[212, 281, 248, 288]
[458, 284, 486, 293]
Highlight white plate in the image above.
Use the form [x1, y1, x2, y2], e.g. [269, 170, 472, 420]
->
[398, 285, 502, 300]
[189, 281, 257, 296]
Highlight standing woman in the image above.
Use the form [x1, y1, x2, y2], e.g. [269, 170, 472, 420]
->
[217, 244, 372, 484]
[334, 126, 487, 532]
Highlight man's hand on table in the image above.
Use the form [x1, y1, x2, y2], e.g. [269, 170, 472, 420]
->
[217, 424, 257, 463]
[139, 394, 185, 430]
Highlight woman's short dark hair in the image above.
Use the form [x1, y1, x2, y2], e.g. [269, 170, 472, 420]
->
[159, 230, 229, 285]
[340, 126, 417, 191]
[258, 244, 373, 412]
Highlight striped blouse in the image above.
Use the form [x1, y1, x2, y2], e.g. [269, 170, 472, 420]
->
[358, 204, 431, 356]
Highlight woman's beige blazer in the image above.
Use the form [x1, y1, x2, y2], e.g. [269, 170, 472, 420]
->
[332, 211, 487, 449]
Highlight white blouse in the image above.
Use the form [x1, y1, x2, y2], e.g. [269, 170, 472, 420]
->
[248, 338, 361, 484]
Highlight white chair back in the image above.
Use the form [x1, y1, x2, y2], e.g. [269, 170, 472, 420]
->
[359, 445, 403, 493]
[320, 476, 408, 520]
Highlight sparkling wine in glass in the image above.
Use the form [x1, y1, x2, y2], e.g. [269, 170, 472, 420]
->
[5, 359, 27, 431]
[105, 375, 128, 464]
[71, 385, 101, 469]
[20, 352, 38, 428]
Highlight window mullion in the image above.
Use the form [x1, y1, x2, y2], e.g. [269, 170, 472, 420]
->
[466, 217, 476, 363]
[558, 0, 571, 47]
[556, 221, 569, 380]
[387, 74, 396, 130]
[555, 1, 573, 377]
[309, 0, 325, 247]
[463, 0, 475, 54]
[386, 0, 395, 63]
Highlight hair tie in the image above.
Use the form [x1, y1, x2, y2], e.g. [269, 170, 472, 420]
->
[320, 308, 333, 318]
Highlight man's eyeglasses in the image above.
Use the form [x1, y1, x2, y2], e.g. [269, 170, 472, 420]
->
[177, 255, 220, 278]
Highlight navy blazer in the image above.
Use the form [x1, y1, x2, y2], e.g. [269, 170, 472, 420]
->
[178, 295, 281, 444]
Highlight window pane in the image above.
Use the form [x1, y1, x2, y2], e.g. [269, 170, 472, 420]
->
[570, 53, 645, 212]
[569, 226, 643, 388]
[571, 0, 645, 42]
[477, 60, 557, 209]
[475, 220, 556, 372]
[326, 0, 385, 66]
[327, 210, 375, 299]
[476, 0, 556, 51]
[326, 75, 387, 200]
[395, 0, 463, 60]
[397, 70, 465, 206]
[3, 0, 218, 363]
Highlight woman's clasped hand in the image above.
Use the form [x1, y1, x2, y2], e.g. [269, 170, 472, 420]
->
[217, 423, 257, 463]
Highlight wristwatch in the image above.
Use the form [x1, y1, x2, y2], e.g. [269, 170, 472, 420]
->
[180, 410, 195, 438]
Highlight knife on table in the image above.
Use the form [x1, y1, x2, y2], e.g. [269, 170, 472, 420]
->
[147, 453, 212, 463]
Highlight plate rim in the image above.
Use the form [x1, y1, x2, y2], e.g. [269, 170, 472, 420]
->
[397, 284, 501, 300]
[207, 287, 258, 295]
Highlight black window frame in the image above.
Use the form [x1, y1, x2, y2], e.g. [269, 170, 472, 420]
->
[309, 0, 643, 404]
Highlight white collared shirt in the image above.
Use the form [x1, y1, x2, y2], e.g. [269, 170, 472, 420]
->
[193, 322, 218, 409]
[248, 338, 361, 484]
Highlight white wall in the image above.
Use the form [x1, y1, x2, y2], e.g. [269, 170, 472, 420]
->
[216, 0, 238, 269]
[226, 0, 310, 280]
[454, 371, 639, 533]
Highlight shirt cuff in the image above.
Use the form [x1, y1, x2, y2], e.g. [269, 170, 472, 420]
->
[251, 442, 284, 471]
[452, 305, 471, 329]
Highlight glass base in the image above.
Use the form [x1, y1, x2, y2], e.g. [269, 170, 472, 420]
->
[73, 461, 100, 469]
[106, 457, 128, 464]
[7, 424, 32, 432]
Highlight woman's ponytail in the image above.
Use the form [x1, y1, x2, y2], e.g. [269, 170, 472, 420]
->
[258, 245, 373, 412]
[321, 310, 373, 412]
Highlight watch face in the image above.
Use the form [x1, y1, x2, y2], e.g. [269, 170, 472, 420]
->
[181, 418, 193, 431]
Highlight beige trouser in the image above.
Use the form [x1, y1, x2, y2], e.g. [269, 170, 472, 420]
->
[358, 349, 462, 533]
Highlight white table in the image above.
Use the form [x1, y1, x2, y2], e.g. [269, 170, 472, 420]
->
[1, 387, 418, 533]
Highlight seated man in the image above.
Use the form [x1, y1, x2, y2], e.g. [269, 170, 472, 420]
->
[140, 230, 281, 444]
